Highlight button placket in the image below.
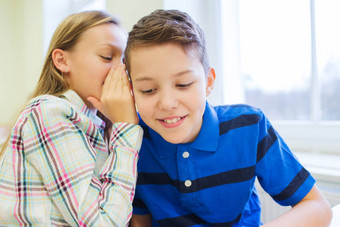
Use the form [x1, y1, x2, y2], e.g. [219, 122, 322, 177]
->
[177, 147, 199, 207]
[182, 151, 191, 188]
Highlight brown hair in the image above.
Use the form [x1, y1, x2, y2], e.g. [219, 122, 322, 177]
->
[124, 9, 209, 76]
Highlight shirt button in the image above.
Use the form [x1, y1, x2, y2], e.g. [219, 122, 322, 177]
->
[184, 180, 192, 187]
[182, 151, 190, 158]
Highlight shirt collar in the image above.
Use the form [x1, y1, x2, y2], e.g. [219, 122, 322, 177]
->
[190, 101, 219, 152]
[62, 90, 105, 132]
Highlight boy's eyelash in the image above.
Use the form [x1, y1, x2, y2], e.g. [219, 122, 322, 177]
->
[141, 89, 156, 94]
[177, 82, 193, 88]
[140, 83, 193, 94]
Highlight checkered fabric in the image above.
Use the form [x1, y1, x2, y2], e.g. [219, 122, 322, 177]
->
[0, 90, 143, 226]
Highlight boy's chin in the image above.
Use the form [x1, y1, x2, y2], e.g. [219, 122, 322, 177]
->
[161, 134, 192, 144]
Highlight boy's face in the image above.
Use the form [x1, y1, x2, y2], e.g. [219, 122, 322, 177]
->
[129, 43, 215, 144]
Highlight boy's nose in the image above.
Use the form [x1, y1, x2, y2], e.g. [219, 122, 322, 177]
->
[158, 90, 178, 110]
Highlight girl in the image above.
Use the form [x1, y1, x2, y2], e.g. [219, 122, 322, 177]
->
[0, 11, 143, 226]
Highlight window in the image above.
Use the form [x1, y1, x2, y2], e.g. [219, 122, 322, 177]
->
[316, 0, 340, 121]
[222, 0, 340, 122]
[238, 0, 311, 121]
[221, 0, 340, 155]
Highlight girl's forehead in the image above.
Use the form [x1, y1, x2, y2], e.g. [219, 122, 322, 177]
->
[74, 24, 126, 49]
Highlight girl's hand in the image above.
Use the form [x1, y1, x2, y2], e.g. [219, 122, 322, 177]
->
[87, 64, 138, 125]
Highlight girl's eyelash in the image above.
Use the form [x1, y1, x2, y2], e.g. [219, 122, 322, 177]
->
[101, 56, 112, 61]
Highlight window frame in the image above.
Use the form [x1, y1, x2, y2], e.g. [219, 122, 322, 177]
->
[273, 121, 340, 155]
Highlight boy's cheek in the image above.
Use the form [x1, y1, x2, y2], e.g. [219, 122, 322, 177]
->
[133, 95, 142, 106]
[136, 103, 148, 114]
[134, 98, 147, 113]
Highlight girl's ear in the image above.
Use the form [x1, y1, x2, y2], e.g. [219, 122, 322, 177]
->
[206, 67, 216, 97]
[52, 49, 69, 73]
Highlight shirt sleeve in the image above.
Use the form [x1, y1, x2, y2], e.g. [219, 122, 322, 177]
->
[255, 111, 315, 206]
[22, 100, 143, 226]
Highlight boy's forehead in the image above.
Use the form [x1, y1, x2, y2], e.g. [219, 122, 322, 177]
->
[129, 43, 206, 80]
[132, 44, 203, 69]
[130, 42, 187, 52]
[129, 42, 199, 61]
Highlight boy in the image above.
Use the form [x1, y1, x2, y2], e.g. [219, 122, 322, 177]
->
[124, 9, 332, 226]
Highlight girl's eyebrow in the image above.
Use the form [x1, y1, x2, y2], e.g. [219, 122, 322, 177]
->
[98, 43, 123, 51]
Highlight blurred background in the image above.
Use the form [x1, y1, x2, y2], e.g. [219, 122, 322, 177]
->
[0, 0, 339, 223]
[1, 0, 340, 122]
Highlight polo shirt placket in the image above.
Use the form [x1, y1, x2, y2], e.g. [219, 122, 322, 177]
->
[176, 145, 200, 207]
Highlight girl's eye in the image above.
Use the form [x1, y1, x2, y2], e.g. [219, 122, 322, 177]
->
[177, 82, 193, 88]
[141, 88, 156, 94]
[101, 56, 112, 61]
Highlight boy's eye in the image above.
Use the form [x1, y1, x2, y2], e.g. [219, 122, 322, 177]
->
[177, 82, 193, 88]
[141, 88, 156, 94]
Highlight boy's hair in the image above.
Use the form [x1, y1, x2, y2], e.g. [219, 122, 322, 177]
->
[124, 9, 209, 75]
[32, 10, 119, 98]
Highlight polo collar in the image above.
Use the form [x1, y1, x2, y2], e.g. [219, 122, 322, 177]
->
[190, 102, 219, 152]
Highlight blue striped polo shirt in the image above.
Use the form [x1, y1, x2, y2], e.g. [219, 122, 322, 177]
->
[133, 102, 315, 226]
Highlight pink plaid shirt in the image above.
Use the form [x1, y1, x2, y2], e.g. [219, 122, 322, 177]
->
[0, 90, 143, 226]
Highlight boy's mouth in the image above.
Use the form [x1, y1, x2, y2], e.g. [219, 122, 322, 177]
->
[158, 116, 186, 128]
[163, 117, 182, 124]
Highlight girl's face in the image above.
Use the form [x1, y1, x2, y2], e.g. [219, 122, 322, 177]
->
[65, 23, 126, 107]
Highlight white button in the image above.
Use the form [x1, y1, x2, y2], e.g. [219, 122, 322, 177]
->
[184, 180, 192, 187]
[182, 151, 190, 158]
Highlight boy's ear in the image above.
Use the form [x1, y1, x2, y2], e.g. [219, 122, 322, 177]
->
[206, 67, 216, 97]
[52, 49, 69, 73]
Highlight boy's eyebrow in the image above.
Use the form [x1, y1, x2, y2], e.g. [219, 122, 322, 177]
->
[134, 77, 152, 82]
[134, 70, 193, 82]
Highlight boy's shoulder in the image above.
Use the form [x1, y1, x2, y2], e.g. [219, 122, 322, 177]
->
[212, 103, 264, 121]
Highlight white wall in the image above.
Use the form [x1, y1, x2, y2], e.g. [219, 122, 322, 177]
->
[0, 0, 43, 125]
[107, 0, 163, 32]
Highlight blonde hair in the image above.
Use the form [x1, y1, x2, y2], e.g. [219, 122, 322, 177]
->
[0, 10, 119, 157]
[33, 10, 119, 98]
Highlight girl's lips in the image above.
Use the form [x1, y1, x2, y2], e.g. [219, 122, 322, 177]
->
[158, 116, 186, 128]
